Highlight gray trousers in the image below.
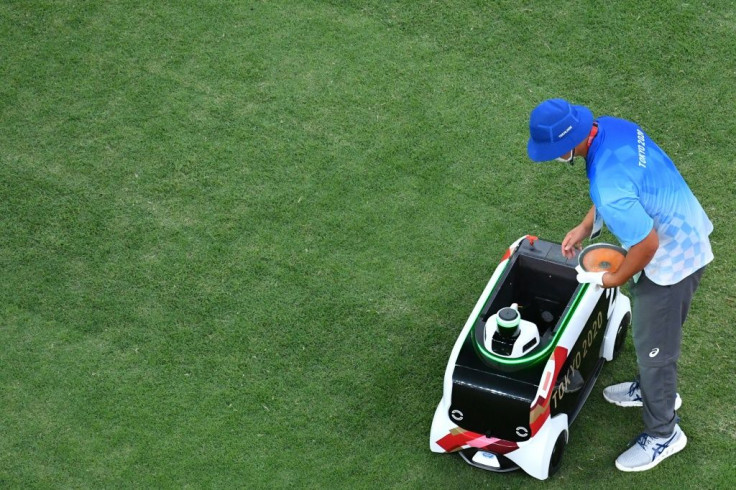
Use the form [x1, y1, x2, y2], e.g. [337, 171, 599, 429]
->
[630, 267, 705, 437]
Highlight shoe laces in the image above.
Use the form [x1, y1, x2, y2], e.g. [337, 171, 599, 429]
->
[628, 381, 641, 399]
[634, 433, 652, 450]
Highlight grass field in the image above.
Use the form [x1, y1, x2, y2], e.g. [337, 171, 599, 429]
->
[1, 1, 735, 488]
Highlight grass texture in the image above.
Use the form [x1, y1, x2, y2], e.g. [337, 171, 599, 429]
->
[1, 1, 734, 488]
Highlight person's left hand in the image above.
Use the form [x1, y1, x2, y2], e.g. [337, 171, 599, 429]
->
[576, 271, 607, 287]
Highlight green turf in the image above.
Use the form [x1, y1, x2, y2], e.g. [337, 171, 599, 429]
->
[1, 1, 734, 488]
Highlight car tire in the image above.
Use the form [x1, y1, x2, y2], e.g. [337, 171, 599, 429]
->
[548, 430, 567, 477]
[612, 313, 630, 359]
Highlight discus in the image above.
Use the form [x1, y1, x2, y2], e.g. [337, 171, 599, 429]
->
[578, 243, 627, 273]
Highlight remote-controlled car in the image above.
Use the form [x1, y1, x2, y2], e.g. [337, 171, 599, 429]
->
[429, 236, 631, 480]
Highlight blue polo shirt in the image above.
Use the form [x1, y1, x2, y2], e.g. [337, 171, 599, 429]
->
[586, 116, 713, 285]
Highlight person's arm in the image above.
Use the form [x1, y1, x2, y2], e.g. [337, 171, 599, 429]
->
[602, 228, 658, 287]
[561, 206, 596, 259]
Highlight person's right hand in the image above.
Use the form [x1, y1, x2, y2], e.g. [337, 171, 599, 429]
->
[561, 224, 590, 259]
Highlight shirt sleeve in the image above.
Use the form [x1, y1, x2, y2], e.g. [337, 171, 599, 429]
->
[597, 197, 654, 248]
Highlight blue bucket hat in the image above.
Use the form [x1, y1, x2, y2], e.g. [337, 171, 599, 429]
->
[527, 99, 593, 162]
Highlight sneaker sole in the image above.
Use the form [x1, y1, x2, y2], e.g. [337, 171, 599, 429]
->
[604, 393, 682, 411]
[615, 433, 687, 472]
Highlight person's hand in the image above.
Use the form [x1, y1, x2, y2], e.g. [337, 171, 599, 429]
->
[561, 224, 590, 259]
[576, 271, 608, 287]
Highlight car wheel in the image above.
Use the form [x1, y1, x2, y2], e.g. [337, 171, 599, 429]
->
[548, 430, 567, 477]
[612, 313, 630, 359]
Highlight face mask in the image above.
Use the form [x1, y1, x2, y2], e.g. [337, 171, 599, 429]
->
[555, 148, 575, 164]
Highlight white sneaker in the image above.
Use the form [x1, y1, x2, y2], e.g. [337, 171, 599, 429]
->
[603, 381, 682, 410]
[615, 425, 687, 472]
